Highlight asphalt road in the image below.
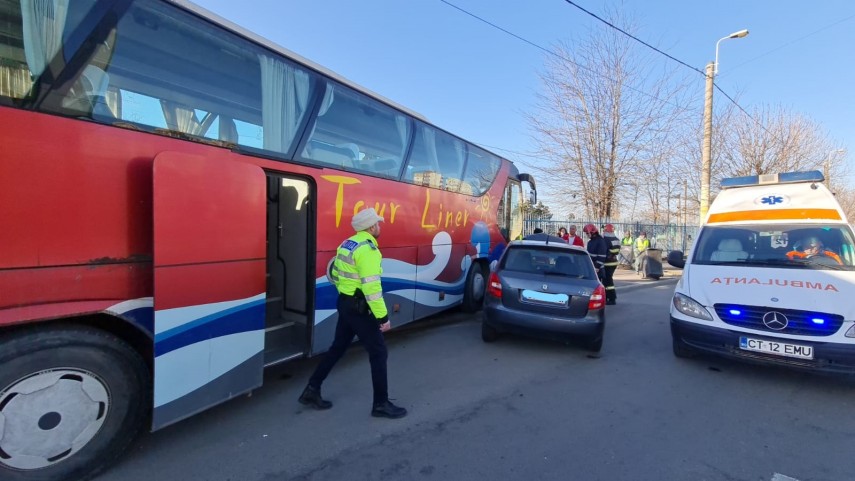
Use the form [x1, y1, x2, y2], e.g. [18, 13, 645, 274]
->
[100, 279, 855, 481]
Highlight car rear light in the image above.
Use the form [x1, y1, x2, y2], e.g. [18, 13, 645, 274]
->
[588, 285, 605, 310]
[487, 272, 502, 298]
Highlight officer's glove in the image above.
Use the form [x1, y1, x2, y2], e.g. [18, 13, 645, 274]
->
[375, 314, 389, 326]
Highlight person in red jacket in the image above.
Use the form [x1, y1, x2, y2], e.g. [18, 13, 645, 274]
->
[566, 225, 584, 247]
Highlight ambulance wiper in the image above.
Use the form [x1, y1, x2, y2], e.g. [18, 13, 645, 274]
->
[748, 258, 801, 267]
[753, 258, 847, 271]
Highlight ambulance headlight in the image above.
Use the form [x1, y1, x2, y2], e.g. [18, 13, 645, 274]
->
[673, 293, 713, 321]
[846, 324, 855, 338]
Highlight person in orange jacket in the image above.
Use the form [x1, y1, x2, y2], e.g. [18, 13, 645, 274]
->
[786, 237, 842, 265]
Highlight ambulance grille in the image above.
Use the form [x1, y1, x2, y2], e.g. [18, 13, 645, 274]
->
[714, 304, 844, 337]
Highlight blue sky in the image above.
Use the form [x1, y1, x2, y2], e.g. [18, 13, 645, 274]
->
[193, 0, 855, 190]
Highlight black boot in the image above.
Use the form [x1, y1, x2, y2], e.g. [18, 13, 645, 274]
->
[371, 400, 407, 419]
[299, 385, 332, 410]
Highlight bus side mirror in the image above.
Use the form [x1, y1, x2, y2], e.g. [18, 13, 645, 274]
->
[667, 250, 685, 269]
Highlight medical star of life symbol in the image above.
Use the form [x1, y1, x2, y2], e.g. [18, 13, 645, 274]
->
[761, 195, 784, 205]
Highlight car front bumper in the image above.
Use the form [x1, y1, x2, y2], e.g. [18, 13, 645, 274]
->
[671, 316, 855, 373]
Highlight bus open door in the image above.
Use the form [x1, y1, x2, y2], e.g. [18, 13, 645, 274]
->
[152, 152, 267, 429]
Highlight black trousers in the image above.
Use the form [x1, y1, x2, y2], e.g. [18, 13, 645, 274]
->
[308, 295, 388, 405]
[603, 265, 616, 302]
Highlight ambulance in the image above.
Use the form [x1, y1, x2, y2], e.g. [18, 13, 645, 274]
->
[667, 170, 855, 372]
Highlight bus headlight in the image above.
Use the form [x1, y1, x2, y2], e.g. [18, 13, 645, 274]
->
[673, 293, 713, 321]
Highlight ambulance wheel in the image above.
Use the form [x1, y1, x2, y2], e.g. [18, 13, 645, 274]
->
[0, 326, 150, 481]
[672, 335, 696, 359]
[462, 262, 486, 313]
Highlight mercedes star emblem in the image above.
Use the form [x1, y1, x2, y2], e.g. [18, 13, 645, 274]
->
[762, 311, 789, 330]
[542, 284, 549, 291]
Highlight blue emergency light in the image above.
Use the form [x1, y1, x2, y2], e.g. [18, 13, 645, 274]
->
[720, 170, 825, 189]
[729, 309, 742, 316]
[811, 318, 826, 325]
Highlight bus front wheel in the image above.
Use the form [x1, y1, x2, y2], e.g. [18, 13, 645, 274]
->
[0, 325, 150, 481]
[462, 262, 486, 313]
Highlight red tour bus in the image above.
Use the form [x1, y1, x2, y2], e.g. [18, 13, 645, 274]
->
[0, 0, 535, 479]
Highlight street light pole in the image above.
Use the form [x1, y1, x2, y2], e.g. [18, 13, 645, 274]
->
[699, 29, 749, 224]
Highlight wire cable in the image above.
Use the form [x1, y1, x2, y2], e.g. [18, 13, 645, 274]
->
[562, 0, 705, 75]
[437, 0, 694, 112]
[560, 1, 779, 142]
[723, 12, 855, 75]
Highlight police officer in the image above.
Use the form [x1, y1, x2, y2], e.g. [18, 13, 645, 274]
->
[583, 224, 608, 282]
[298, 208, 407, 419]
[602, 224, 620, 305]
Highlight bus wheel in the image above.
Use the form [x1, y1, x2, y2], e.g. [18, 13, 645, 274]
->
[0, 326, 150, 481]
[462, 262, 486, 313]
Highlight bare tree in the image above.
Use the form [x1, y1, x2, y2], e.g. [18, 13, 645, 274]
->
[527, 7, 695, 221]
[715, 104, 840, 181]
[833, 188, 855, 222]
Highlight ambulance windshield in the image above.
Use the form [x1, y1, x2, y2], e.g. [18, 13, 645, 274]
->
[692, 224, 855, 270]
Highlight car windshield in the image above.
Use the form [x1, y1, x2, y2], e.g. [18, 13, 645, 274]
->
[691, 223, 855, 271]
[501, 246, 597, 279]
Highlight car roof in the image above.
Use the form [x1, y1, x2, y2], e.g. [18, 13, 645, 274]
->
[509, 240, 588, 253]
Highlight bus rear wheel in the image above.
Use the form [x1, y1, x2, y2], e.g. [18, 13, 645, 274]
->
[0, 326, 150, 481]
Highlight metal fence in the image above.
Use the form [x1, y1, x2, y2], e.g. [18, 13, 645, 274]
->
[523, 215, 700, 253]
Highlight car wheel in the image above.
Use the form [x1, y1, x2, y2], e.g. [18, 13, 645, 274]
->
[0, 326, 150, 481]
[584, 320, 605, 352]
[586, 335, 603, 353]
[481, 321, 499, 343]
[462, 262, 486, 313]
[672, 335, 697, 359]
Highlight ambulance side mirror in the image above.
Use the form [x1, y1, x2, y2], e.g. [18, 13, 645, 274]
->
[667, 250, 685, 269]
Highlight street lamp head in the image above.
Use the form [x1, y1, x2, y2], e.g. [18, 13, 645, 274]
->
[715, 28, 750, 74]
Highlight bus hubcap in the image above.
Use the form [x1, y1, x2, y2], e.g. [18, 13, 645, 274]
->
[472, 271, 485, 302]
[0, 369, 109, 470]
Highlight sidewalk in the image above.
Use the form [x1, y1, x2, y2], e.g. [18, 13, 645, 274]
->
[612, 265, 681, 291]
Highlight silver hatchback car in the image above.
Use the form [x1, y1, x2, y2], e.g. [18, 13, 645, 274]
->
[483, 240, 606, 351]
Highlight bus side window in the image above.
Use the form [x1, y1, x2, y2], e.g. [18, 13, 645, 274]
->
[300, 81, 411, 178]
[62, 66, 108, 117]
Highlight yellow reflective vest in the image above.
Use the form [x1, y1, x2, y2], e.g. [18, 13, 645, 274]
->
[330, 231, 387, 319]
[635, 237, 650, 253]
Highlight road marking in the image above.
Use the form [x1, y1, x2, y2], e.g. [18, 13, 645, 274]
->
[771, 473, 800, 481]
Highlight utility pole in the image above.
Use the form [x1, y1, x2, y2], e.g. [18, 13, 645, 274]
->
[700, 29, 749, 224]
[700, 62, 714, 224]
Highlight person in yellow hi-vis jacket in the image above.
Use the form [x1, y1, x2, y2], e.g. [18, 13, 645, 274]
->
[298, 208, 407, 419]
